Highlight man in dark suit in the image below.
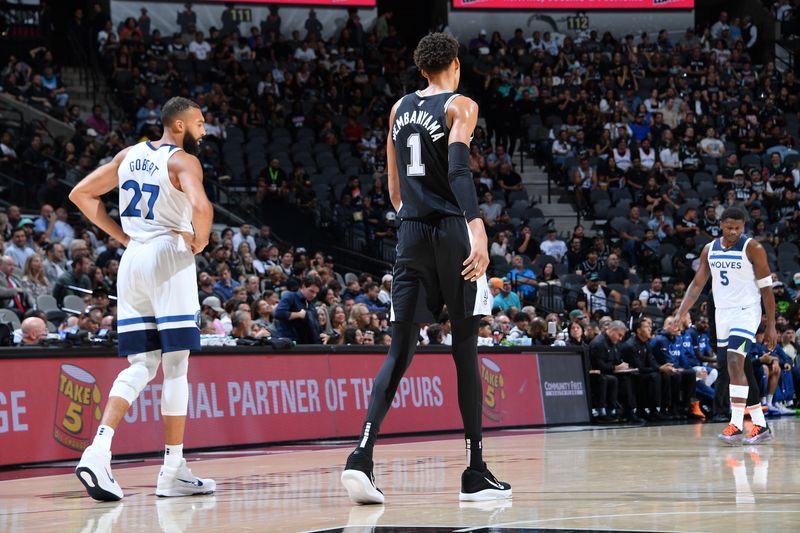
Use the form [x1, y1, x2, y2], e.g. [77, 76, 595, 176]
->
[620, 318, 667, 421]
[274, 275, 322, 344]
[589, 320, 643, 423]
[0, 255, 30, 317]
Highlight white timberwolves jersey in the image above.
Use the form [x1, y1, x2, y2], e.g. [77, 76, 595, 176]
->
[118, 141, 193, 243]
[707, 235, 760, 309]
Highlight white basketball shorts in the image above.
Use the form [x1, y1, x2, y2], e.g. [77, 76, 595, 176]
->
[715, 302, 761, 356]
[117, 234, 200, 356]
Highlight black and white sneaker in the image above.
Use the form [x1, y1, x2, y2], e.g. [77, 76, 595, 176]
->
[459, 463, 512, 502]
[341, 450, 385, 505]
[155, 459, 216, 497]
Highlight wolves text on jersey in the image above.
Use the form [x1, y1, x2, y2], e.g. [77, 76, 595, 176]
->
[392, 110, 445, 143]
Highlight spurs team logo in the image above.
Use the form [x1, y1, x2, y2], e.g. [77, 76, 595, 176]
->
[480, 357, 506, 422]
[53, 364, 103, 451]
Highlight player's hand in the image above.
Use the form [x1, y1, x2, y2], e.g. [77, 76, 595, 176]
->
[764, 324, 778, 351]
[462, 223, 489, 282]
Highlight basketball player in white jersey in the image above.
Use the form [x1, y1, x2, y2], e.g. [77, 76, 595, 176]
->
[70, 97, 215, 500]
[675, 206, 776, 445]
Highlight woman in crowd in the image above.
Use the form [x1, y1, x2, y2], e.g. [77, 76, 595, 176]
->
[21, 253, 52, 304]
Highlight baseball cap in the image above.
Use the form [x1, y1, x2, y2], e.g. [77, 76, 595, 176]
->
[734, 169, 745, 176]
[479, 29, 487, 35]
[17, 217, 34, 229]
[569, 309, 585, 319]
[773, 281, 784, 287]
[489, 277, 503, 289]
[793, 272, 800, 284]
[202, 296, 225, 314]
[587, 272, 600, 281]
[382, 274, 393, 283]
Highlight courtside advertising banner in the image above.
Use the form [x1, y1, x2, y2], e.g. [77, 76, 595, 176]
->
[0, 350, 583, 466]
[452, 0, 694, 8]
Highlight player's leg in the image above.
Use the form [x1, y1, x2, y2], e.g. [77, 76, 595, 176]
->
[76, 246, 159, 501]
[716, 307, 753, 443]
[342, 220, 431, 504]
[434, 218, 510, 501]
[152, 239, 214, 496]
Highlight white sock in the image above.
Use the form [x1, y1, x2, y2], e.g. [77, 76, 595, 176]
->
[92, 425, 114, 452]
[164, 444, 183, 468]
[730, 403, 746, 430]
[748, 404, 767, 427]
[767, 394, 774, 406]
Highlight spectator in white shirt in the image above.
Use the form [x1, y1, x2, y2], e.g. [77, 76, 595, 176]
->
[540, 228, 568, 262]
[189, 31, 211, 61]
[710, 12, 729, 40]
[699, 128, 725, 158]
[232, 224, 257, 252]
[294, 40, 317, 62]
[659, 140, 682, 171]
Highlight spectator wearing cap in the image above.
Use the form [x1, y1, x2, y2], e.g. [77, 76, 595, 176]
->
[540, 228, 567, 263]
[7, 225, 34, 268]
[201, 296, 229, 335]
[580, 272, 616, 315]
[468, 29, 490, 56]
[378, 274, 392, 306]
[788, 273, 800, 300]
[774, 281, 793, 316]
[491, 277, 520, 312]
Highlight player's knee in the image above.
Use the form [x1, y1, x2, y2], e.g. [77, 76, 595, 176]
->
[162, 350, 189, 379]
[161, 350, 190, 416]
[109, 351, 160, 403]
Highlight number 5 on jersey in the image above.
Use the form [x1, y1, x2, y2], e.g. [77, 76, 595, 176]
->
[121, 180, 160, 220]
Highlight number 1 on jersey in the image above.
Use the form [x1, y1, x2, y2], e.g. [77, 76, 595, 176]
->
[406, 133, 426, 176]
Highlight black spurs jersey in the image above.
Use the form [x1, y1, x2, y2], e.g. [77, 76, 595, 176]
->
[392, 91, 463, 219]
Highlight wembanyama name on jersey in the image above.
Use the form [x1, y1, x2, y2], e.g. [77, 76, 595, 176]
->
[391, 109, 445, 143]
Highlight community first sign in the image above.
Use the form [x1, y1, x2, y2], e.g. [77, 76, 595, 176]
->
[0, 349, 588, 466]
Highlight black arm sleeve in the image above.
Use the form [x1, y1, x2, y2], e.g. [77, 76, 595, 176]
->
[448, 142, 481, 221]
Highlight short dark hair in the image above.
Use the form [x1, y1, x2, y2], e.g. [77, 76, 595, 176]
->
[413, 32, 459, 74]
[720, 205, 748, 222]
[302, 275, 322, 289]
[161, 97, 200, 126]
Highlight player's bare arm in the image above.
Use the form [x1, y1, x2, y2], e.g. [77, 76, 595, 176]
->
[170, 151, 213, 255]
[447, 95, 487, 283]
[747, 239, 777, 349]
[674, 243, 711, 323]
[69, 147, 133, 247]
[386, 99, 403, 213]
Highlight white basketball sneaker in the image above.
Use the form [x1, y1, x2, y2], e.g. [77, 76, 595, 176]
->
[75, 446, 124, 501]
[156, 459, 216, 497]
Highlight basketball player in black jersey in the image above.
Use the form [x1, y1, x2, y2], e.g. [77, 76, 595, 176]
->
[340, 33, 511, 504]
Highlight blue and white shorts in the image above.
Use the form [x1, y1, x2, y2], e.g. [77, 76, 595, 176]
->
[715, 303, 761, 356]
[117, 235, 200, 356]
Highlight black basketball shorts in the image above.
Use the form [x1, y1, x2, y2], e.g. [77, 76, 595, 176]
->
[389, 216, 492, 323]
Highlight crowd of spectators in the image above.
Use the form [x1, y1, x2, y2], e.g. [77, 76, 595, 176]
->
[2, 3, 800, 423]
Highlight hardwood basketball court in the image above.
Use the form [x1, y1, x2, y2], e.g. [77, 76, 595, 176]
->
[2, 419, 799, 532]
